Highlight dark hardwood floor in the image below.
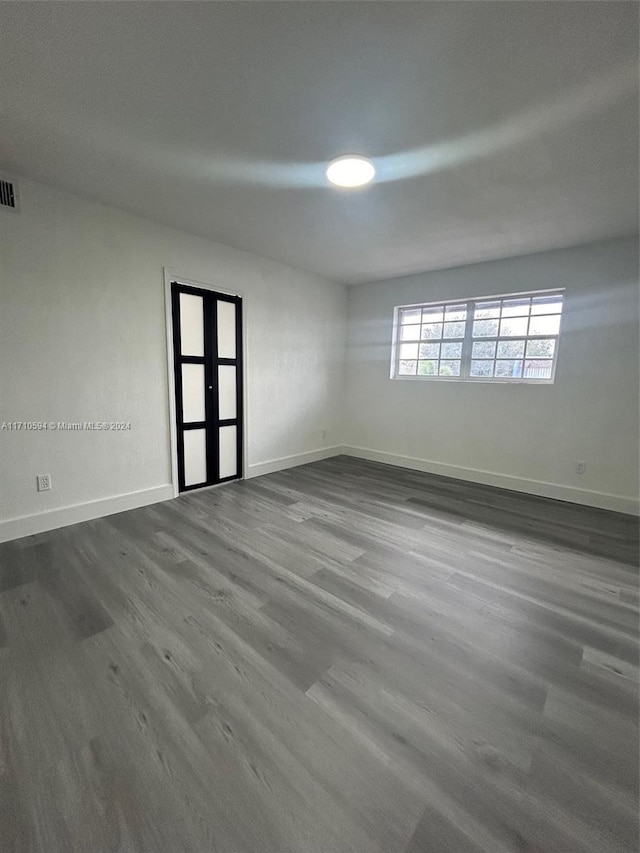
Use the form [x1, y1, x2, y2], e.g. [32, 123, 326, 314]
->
[0, 456, 638, 853]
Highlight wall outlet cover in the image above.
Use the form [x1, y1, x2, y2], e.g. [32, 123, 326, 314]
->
[37, 474, 51, 491]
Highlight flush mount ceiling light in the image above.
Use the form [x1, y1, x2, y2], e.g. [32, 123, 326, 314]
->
[326, 155, 375, 188]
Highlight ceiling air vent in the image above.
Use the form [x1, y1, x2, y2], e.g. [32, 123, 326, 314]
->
[0, 177, 18, 212]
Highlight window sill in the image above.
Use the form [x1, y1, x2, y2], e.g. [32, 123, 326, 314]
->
[390, 375, 555, 385]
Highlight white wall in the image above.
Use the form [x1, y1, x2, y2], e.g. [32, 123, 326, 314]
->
[344, 238, 639, 514]
[0, 178, 346, 539]
[1, 179, 636, 542]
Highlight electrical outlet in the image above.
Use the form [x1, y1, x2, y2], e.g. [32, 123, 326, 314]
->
[321, 428, 328, 442]
[576, 461, 586, 475]
[37, 474, 51, 492]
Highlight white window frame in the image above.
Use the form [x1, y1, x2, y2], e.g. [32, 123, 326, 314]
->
[390, 288, 564, 384]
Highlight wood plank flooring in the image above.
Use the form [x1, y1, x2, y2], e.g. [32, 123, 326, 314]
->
[0, 455, 638, 853]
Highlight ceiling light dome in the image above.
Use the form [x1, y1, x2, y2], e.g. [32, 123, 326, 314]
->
[326, 155, 375, 188]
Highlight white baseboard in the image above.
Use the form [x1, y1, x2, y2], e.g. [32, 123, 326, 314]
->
[342, 445, 639, 516]
[0, 484, 175, 543]
[2, 445, 635, 544]
[247, 445, 343, 479]
[0, 446, 342, 543]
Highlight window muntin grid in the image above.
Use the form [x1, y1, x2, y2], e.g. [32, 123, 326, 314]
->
[393, 291, 563, 383]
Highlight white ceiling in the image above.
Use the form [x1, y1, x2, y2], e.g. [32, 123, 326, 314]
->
[0, 2, 637, 284]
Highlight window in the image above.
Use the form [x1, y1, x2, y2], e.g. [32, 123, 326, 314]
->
[392, 290, 564, 383]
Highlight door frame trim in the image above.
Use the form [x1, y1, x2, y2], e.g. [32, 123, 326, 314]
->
[164, 268, 248, 498]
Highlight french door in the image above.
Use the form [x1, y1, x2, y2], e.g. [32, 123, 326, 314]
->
[171, 282, 243, 492]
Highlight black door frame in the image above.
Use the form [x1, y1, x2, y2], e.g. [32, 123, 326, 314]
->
[169, 279, 244, 493]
